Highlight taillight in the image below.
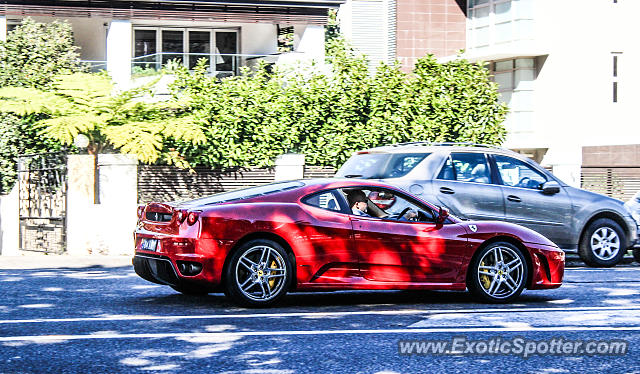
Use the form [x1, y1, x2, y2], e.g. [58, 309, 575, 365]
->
[176, 209, 188, 223]
[137, 205, 145, 219]
[186, 211, 200, 226]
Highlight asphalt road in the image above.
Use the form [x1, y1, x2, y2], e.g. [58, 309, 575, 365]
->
[1, 260, 640, 374]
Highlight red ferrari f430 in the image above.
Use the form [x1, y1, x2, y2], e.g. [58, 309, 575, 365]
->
[133, 179, 564, 306]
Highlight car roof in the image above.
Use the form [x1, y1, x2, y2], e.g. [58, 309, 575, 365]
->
[356, 142, 522, 157]
[300, 178, 400, 189]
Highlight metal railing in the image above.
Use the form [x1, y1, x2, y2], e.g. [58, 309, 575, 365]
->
[80, 60, 108, 73]
[131, 52, 274, 77]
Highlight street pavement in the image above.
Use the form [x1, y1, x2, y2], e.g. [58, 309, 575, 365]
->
[0, 256, 639, 373]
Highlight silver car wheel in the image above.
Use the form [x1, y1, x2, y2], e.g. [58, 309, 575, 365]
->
[235, 245, 287, 302]
[590, 227, 620, 261]
[477, 246, 524, 299]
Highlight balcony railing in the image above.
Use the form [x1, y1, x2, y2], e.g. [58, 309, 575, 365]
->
[131, 52, 273, 78]
[80, 60, 108, 73]
[79, 52, 300, 80]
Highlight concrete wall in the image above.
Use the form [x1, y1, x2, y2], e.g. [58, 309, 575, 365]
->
[274, 154, 305, 181]
[97, 154, 138, 256]
[66, 154, 137, 256]
[0, 185, 19, 256]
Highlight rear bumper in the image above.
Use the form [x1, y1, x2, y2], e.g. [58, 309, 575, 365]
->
[133, 253, 181, 286]
[132, 253, 221, 291]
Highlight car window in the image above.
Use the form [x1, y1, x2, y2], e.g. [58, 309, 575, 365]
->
[335, 153, 389, 178]
[437, 152, 491, 184]
[385, 154, 428, 178]
[302, 190, 342, 212]
[494, 155, 547, 189]
[340, 187, 436, 223]
[335, 153, 429, 179]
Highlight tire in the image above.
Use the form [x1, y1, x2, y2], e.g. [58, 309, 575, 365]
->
[467, 241, 528, 303]
[170, 284, 209, 296]
[578, 218, 626, 267]
[224, 239, 293, 307]
[634, 247, 640, 264]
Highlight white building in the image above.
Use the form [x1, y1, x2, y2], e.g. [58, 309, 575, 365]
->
[0, 1, 337, 87]
[463, 0, 640, 188]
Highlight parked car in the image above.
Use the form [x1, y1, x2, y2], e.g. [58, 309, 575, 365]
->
[133, 179, 564, 306]
[335, 142, 639, 267]
[624, 191, 640, 263]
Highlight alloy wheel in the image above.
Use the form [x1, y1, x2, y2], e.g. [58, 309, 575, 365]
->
[235, 245, 287, 302]
[590, 227, 620, 261]
[477, 246, 525, 299]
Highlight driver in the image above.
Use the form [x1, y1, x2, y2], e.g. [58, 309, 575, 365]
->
[347, 190, 373, 217]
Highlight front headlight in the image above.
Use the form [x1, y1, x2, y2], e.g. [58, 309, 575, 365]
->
[632, 211, 640, 226]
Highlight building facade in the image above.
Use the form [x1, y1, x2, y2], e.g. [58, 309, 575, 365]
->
[0, 0, 340, 86]
[339, 0, 465, 72]
[341, 0, 639, 191]
[464, 0, 639, 188]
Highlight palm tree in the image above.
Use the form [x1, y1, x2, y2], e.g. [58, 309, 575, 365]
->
[0, 72, 205, 167]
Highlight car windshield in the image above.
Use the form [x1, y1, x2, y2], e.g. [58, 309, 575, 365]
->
[177, 181, 305, 207]
[336, 153, 429, 179]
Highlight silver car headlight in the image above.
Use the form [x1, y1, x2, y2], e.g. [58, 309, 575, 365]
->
[632, 211, 640, 226]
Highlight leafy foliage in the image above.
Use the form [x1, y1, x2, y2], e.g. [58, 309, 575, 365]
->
[0, 18, 84, 193]
[0, 17, 84, 88]
[0, 20, 507, 186]
[167, 39, 507, 168]
[0, 73, 205, 166]
[0, 113, 66, 193]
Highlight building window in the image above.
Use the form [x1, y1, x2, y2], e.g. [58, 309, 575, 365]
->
[467, 0, 534, 50]
[612, 52, 621, 103]
[489, 58, 535, 132]
[132, 27, 239, 77]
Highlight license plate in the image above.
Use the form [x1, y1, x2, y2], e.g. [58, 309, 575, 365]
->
[140, 238, 158, 251]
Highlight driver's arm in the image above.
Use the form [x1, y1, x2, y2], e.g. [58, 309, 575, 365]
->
[403, 209, 418, 220]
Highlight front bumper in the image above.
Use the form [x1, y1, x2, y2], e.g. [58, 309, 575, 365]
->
[527, 243, 564, 290]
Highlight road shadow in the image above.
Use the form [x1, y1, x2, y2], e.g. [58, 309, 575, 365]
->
[134, 288, 557, 311]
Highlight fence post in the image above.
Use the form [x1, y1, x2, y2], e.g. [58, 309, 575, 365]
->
[275, 154, 305, 181]
[66, 155, 96, 255]
[96, 154, 138, 255]
[0, 184, 19, 255]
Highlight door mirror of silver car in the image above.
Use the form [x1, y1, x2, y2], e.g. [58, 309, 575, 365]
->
[436, 206, 449, 224]
[540, 181, 561, 195]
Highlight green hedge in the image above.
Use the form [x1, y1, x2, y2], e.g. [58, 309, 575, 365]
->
[165, 39, 508, 168]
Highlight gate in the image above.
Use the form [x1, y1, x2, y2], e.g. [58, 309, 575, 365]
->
[17, 152, 68, 254]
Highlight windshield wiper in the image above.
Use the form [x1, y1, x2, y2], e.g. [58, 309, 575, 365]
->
[344, 174, 363, 178]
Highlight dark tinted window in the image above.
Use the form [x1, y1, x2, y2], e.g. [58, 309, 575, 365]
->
[302, 190, 342, 212]
[438, 153, 491, 184]
[178, 181, 304, 207]
[336, 153, 429, 179]
[339, 187, 436, 223]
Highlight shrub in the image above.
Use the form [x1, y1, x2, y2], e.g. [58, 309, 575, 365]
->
[0, 17, 83, 88]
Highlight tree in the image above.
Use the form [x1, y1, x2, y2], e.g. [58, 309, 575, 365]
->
[0, 73, 206, 166]
[0, 17, 84, 193]
[0, 17, 83, 88]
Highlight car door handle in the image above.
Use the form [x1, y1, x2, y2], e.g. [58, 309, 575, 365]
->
[439, 187, 455, 194]
[507, 195, 521, 202]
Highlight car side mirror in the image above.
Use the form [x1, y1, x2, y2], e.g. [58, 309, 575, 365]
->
[540, 180, 561, 195]
[436, 206, 449, 224]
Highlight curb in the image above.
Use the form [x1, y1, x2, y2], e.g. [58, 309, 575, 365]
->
[0, 255, 132, 269]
